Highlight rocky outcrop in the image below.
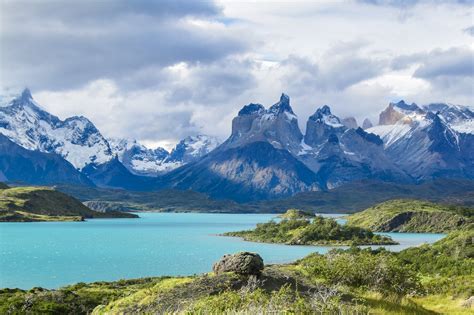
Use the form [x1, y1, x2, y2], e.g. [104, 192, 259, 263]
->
[378, 103, 407, 125]
[362, 118, 373, 129]
[213, 252, 264, 276]
[225, 93, 303, 155]
[342, 117, 358, 129]
[304, 105, 345, 147]
[462, 296, 474, 308]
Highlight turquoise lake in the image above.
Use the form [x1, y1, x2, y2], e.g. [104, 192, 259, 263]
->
[0, 212, 445, 289]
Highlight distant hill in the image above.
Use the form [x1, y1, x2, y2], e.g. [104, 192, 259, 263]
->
[0, 184, 137, 221]
[58, 179, 474, 214]
[249, 179, 474, 213]
[346, 199, 473, 233]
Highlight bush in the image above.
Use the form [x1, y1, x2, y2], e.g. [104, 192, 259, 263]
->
[300, 248, 421, 300]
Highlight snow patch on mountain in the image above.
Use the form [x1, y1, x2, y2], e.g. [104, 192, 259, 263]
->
[368, 124, 412, 148]
[451, 119, 474, 134]
[166, 135, 221, 164]
[0, 89, 112, 169]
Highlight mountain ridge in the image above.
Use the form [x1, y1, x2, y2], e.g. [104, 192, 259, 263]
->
[0, 89, 472, 201]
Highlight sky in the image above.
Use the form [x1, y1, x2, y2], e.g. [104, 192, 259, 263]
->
[1, 0, 473, 150]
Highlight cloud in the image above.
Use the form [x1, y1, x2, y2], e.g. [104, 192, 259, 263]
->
[278, 42, 387, 94]
[413, 47, 473, 79]
[464, 26, 474, 36]
[2, 0, 473, 146]
[0, 0, 250, 90]
[358, 0, 473, 7]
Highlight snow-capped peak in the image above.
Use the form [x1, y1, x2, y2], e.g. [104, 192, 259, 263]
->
[309, 105, 344, 128]
[0, 90, 113, 169]
[238, 103, 265, 116]
[391, 100, 421, 113]
[167, 134, 220, 163]
[268, 93, 294, 115]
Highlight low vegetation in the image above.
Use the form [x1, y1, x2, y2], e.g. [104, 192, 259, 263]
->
[277, 208, 314, 219]
[0, 184, 137, 221]
[347, 199, 473, 233]
[224, 211, 397, 246]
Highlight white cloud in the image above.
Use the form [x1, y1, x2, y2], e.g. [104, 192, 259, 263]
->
[3, 0, 473, 146]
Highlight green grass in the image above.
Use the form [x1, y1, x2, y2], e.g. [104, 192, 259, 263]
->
[347, 199, 473, 233]
[224, 215, 397, 246]
[0, 184, 138, 222]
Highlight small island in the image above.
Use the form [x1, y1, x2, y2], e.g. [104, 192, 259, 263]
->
[0, 184, 138, 222]
[277, 208, 314, 220]
[224, 209, 397, 246]
[347, 199, 473, 233]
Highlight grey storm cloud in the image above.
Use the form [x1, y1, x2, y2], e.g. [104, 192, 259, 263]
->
[390, 47, 473, 79]
[280, 52, 385, 93]
[0, 0, 250, 90]
[412, 47, 473, 79]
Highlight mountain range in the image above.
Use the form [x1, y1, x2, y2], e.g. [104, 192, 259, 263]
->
[0, 89, 472, 201]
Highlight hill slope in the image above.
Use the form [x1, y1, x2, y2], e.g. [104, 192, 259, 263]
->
[346, 199, 473, 233]
[0, 185, 137, 221]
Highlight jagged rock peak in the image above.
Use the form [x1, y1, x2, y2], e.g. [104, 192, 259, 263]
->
[309, 105, 332, 120]
[390, 100, 421, 112]
[268, 93, 294, 114]
[362, 118, 373, 129]
[342, 117, 358, 129]
[20, 88, 33, 101]
[238, 103, 265, 116]
[308, 105, 345, 128]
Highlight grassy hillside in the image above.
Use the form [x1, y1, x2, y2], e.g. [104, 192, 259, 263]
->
[1, 230, 472, 314]
[57, 179, 474, 214]
[347, 199, 473, 233]
[224, 214, 396, 246]
[0, 185, 138, 221]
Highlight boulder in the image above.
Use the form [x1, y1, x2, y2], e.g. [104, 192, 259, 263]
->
[461, 296, 474, 308]
[213, 252, 264, 276]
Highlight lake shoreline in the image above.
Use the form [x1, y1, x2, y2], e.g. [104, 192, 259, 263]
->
[0, 212, 445, 290]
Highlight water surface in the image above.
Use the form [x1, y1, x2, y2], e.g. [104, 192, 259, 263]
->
[0, 212, 444, 289]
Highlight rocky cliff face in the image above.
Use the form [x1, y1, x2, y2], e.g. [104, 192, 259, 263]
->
[304, 105, 345, 147]
[160, 141, 321, 202]
[224, 94, 303, 155]
[369, 101, 474, 181]
[300, 105, 408, 188]
[378, 101, 424, 125]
